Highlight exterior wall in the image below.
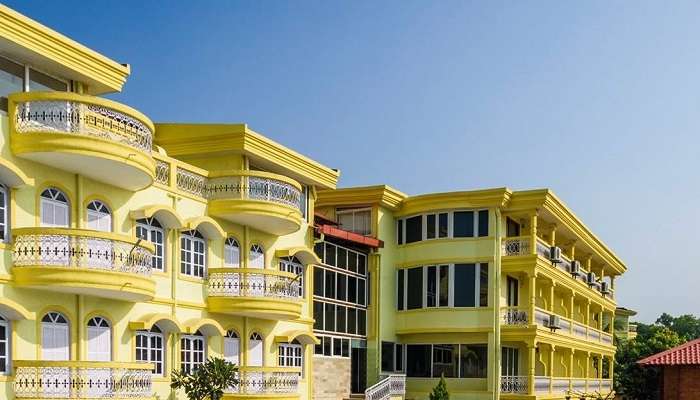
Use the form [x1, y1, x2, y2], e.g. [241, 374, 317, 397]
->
[312, 356, 351, 400]
[662, 366, 700, 400]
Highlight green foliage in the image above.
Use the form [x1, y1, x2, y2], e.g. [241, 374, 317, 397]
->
[170, 357, 239, 400]
[615, 313, 695, 400]
[429, 375, 449, 400]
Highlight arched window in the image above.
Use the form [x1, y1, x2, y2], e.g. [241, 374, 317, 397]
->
[181, 230, 206, 278]
[278, 338, 302, 369]
[40, 188, 69, 227]
[279, 256, 303, 297]
[224, 237, 240, 268]
[0, 315, 9, 374]
[41, 312, 69, 361]
[0, 184, 7, 243]
[224, 330, 240, 365]
[136, 218, 165, 271]
[249, 244, 264, 269]
[86, 317, 111, 361]
[181, 330, 206, 373]
[248, 332, 263, 367]
[86, 200, 111, 232]
[136, 325, 164, 375]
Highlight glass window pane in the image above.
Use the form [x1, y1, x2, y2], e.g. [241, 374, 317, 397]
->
[453, 211, 474, 237]
[358, 253, 366, 276]
[358, 279, 366, 306]
[348, 251, 358, 274]
[479, 263, 489, 307]
[336, 305, 347, 333]
[337, 274, 347, 301]
[325, 243, 336, 266]
[0, 56, 23, 111]
[28, 68, 67, 91]
[405, 216, 422, 243]
[348, 276, 357, 304]
[397, 269, 404, 311]
[407, 267, 423, 309]
[432, 344, 459, 378]
[381, 341, 394, 372]
[397, 220, 403, 245]
[324, 303, 335, 331]
[406, 344, 431, 377]
[454, 263, 476, 307]
[325, 270, 336, 299]
[439, 265, 449, 307]
[314, 267, 324, 297]
[439, 213, 449, 238]
[427, 266, 437, 307]
[460, 345, 488, 378]
[347, 308, 357, 335]
[478, 210, 489, 237]
[337, 247, 347, 269]
[313, 301, 324, 330]
[426, 214, 436, 239]
[395, 344, 403, 371]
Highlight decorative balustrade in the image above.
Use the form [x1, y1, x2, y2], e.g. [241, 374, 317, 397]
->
[528, 377, 614, 396]
[500, 376, 528, 394]
[534, 376, 550, 393]
[500, 307, 529, 326]
[365, 374, 405, 400]
[225, 367, 300, 396]
[13, 360, 153, 399]
[207, 171, 303, 211]
[531, 307, 614, 346]
[12, 94, 153, 153]
[208, 268, 301, 300]
[12, 228, 153, 276]
[501, 236, 531, 256]
[154, 159, 170, 185]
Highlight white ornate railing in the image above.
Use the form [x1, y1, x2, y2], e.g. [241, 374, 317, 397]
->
[500, 307, 529, 326]
[207, 173, 303, 211]
[208, 268, 301, 300]
[501, 236, 530, 256]
[365, 374, 405, 400]
[176, 167, 208, 197]
[13, 361, 153, 399]
[225, 367, 300, 396]
[500, 375, 528, 394]
[154, 159, 170, 185]
[13, 97, 153, 153]
[12, 228, 153, 276]
[530, 377, 613, 395]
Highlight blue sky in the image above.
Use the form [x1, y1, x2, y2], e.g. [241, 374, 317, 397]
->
[8, 0, 700, 322]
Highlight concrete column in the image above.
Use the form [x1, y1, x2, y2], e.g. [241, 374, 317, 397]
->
[529, 275, 537, 325]
[529, 213, 538, 255]
[549, 346, 555, 394]
[528, 343, 536, 395]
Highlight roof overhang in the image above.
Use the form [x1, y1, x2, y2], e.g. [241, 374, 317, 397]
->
[0, 4, 130, 94]
[275, 247, 321, 265]
[316, 185, 407, 210]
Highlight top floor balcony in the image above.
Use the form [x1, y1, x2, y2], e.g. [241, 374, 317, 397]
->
[8, 92, 155, 190]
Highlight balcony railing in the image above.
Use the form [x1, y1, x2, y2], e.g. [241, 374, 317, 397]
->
[225, 367, 300, 396]
[13, 360, 153, 399]
[502, 236, 531, 256]
[531, 376, 613, 395]
[207, 171, 303, 211]
[500, 376, 528, 394]
[500, 307, 529, 326]
[12, 228, 153, 276]
[208, 268, 301, 300]
[12, 93, 153, 154]
[534, 307, 614, 345]
[365, 374, 406, 400]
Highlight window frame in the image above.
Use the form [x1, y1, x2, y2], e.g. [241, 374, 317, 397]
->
[0, 184, 7, 243]
[396, 209, 489, 244]
[180, 332, 206, 373]
[0, 315, 9, 375]
[397, 263, 488, 310]
[336, 207, 372, 236]
[136, 218, 165, 272]
[224, 237, 240, 267]
[180, 230, 206, 278]
[135, 326, 165, 376]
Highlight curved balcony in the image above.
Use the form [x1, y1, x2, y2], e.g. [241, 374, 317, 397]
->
[207, 268, 303, 321]
[9, 92, 155, 190]
[13, 360, 153, 399]
[224, 367, 300, 400]
[206, 170, 303, 235]
[12, 227, 155, 302]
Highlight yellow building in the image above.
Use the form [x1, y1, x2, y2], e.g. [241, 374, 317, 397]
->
[315, 186, 625, 400]
[0, 4, 340, 400]
[0, 4, 625, 400]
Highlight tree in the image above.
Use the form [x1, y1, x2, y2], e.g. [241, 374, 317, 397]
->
[171, 358, 239, 400]
[429, 375, 449, 400]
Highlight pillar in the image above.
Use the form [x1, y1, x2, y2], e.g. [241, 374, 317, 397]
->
[548, 283, 555, 312]
[529, 213, 538, 255]
[550, 225, 557, 246]
[549, 346, 555, 394]
[584, 352, 590, 391]
[528, 343, 536, 395]
[529, 274, 537, 324]
[569, 350, 575, 392]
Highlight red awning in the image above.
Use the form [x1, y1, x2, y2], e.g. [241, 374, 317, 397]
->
[315, 224, 383, 248]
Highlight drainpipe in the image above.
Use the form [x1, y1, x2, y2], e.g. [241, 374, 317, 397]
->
[493, 208, 502, 400]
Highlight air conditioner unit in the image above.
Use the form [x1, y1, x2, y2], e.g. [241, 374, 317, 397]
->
[546, 314, 561, 331]
[587, 272, 597, 287]
[600, 281, 610, 295]
[570, 260, 581, 277]
[549, 246, 562, 264]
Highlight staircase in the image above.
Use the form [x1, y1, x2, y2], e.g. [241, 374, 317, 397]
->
[364, 374, 406, 400]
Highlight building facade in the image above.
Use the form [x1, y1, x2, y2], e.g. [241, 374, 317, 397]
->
[315, 186, 625, 400]
[0, 4, 626, 400]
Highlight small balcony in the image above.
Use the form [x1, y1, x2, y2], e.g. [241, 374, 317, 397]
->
[207, 170, 304, 235]
[12, 227, 155, 301]
[207, 268, 303, 321]
[223, 367, 300, 399]
[8, 92, 155, 190]
[13, 360, 153, 399]
[500, 307, 614, 346]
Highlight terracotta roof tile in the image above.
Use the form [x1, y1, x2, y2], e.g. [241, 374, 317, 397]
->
[638, 338, 700, 366]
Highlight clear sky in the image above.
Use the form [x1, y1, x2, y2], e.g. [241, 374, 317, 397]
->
[7, 0, 700, 322]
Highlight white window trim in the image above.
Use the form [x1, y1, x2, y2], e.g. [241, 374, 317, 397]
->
[0, 316, 9, 375]
[136, 329, 165, 376]
[180, 334, 206, 373]
[399, 263, 488, 310]
[0, 185, 7, 243]
[181, 232, 207, 278]
[136, 219, 166, 272]
[397, 209, 489, 245]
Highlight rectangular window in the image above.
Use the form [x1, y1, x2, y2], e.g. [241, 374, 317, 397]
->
[347, 308, 357, 335]
[405, 216, 422, 244]
[358, 253, 367, 276]
[397, 219, 404, 245]
[313, 301, 324, 330]
[180, 234, 206, 278]
[506, 276, 519, 307]
[0, 319, 9, 374]
[426, 214, 436, 239]
[460, 345, 488, 378]
[407, 267, 423, 309]
[478, 210, 489, 237]
[337, 247, 347, 269]
[325, 243, 336, 267]
[314, 267, 324, 297]
[397, 269, 405, 310]
[406, 345, 431, 377]
[336, 305, 347, 333]
[358, 279, 366, 306]
[136, 331, 164, 375]
[439, 265, 450, 307]
[279, 343, 303, 368]
[337, 208, 372, 235]
[0, 186, 6, 242]
[324, 303, 335, 331]
[341, 339, 350, 358]
[0, 56, 23, 112]
[28, 68, 67, 92]
[479, 263, 489, 307]
[502, 347, 519, 376]
[432, 344, 458, 378]
[348, 251, 357, 274]
[333, 338, 342, 356]
[454, 263, 476, 307]
[348, 276, 357, 303]
[453, 211, 474, 237]
[322, 337, 331, 356]
[506, 218, 521, 237]
[438, 213, 449, 238]
[180, 335, 205, 373]
[136, 222, 164, 271]
[336, 274, 347, 301]
[314, 242, 324, 260]
[395, 344, 404, 372]
[357, 309, 366, 335]
[324, 270, 336, 299]
[381, 341, 394, 372]
[426, 266, 437, 307]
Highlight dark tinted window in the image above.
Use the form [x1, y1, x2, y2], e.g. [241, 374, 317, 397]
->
[336, 305, 346, 333]
[395, 344, 403, 371]
[358, 309, 366, 335]
[439, 265, 449, 307]
[347, 308, 357, 335]
[336, 274, 347, 301]
[439, 213, 449, 238]
[407, 267, 423, 309]
[324, 270, 336, 298]
[454, 263, 476, 307]
[406, 345, 431, 377]
[325, 243, 336, 266]
[314, 268, 324, 296]
[314, 301, 323, 330]
[381, 341, 394, 372]
[405, 216, 422, 243]
[460, 345, 488, 378]
[397, 220, 403, 245]
[479, 263, 489, 307]
[427, 266, 437, 307]
[324, 303, 335, 331]
[478, 210, 489, 237]
[348, 276, 357, 303]
[337, 247, 347, 269]
[426, 214, 436, 239]
[397, 269, 405, 310]
[453, 211, 474, 237]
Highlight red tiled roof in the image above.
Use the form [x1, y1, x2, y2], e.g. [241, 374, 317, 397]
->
[638, 338, 700, 366]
